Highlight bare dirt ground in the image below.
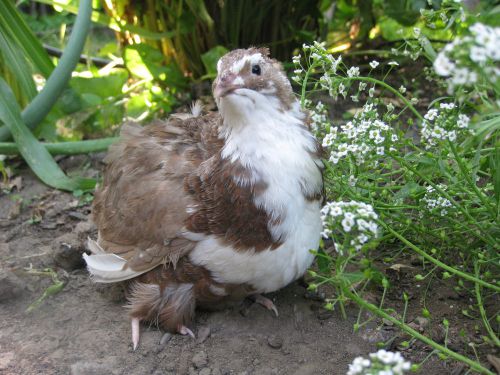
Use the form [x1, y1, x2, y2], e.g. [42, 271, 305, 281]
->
[0, 155, 493, 375]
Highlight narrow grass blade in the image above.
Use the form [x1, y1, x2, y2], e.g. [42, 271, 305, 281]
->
[0, 26, 37, 103]
[0, 0, 54, 78]
[0, 78, 95, 192]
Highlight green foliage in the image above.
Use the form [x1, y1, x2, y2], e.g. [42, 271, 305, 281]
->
[201, 45, 229, 79]
[294, 6, 499, 372]
[0, 78, 95, 191]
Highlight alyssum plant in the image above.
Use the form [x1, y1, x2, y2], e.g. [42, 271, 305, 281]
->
[295, 21, 499, 375]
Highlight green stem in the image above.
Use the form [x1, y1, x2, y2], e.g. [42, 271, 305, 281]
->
[343, 287, 495, 375]
[0, 138, 116, 155]
[301, 62, 318, 107]
[347, 76, 424, 121]
[449, 141, 496, 216]
[474, 262, 500, 347]
[381, 221, 500, 292]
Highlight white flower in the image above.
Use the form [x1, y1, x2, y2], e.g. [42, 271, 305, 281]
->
[348, 175, 357, 187]
[329, 152, 340, 164]
[342, 217, 354, 232]
[376, 146, 385, 155]
[359, 82, 367, 91]
[321, 201, 379, 254]
[413, 27, 421, 37]
[368, 87, 375, 97]
[470, 46, 488, 63]
[422, 184, 453, 216]
[457, 114, 470, 128]
[293, 69, 302, 74]
[424, 109, 439, 121]
[440, 103, 455, 110]
[451, 68, 471, 85]
[349, 350, 411, 375]
[339, 83, 346, 95]
[347, 66, 360, 77]
[433, 52, 455, 76]
[386, 103, 395, 112]
[322, 133, 335, 147]
[388, 61, 399, 66]
[351, 95, 359, 102]
[369, 60, 379, 69]
[399, 85, 406, 94]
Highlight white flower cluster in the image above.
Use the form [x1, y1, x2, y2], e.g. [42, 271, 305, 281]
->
[347, 350, 411, 375]
[320, 201, 379, 253]
[421, 103, 472, 148]
[422, 185, 453, 217]
[433, 22, 500, 93]
[310, 101, 330, 134]
[322, 103, 397, 166]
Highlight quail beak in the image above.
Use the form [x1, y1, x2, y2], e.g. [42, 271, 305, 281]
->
[214, 74, 243, 99]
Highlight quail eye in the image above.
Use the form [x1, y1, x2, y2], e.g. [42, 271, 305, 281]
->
[251, 64, 261, 75]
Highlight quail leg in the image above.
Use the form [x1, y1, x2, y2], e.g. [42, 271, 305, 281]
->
[252, 294, 279, 317]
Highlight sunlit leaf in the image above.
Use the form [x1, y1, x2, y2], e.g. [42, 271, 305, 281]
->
[201, 45, 229, 79]
[71, 69, 128, 99]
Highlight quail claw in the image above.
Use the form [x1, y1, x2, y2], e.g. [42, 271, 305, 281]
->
[178, 325, 195, 339]
[253, 294, 279, 317]
[131, 317, 140, 350]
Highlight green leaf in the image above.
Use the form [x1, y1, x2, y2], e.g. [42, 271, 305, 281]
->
[343, 272, 365, 286]
[394, 181, 425, 200]
[71, 69, 128, 99]
[316, 248, 332, 274]
[0, 78, 95, 192]
[124, 45, 186, 88]
[201, 45, 229, 79]
[0, 0, 54, 78]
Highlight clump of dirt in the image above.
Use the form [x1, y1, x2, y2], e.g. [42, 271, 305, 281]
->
[0, 155, 489, 374]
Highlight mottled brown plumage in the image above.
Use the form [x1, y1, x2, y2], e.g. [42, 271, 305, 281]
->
[85, 48, 324, 349]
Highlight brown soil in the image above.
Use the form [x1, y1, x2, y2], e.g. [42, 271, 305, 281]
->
[0, 155, 495, 375]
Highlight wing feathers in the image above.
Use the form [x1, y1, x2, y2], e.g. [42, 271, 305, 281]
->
[84, 239, 152, 283]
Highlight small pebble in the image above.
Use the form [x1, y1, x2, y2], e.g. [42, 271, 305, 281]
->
[196, 326, 211, 344]
[304, 290, 325, 301]
[192, 351, 208, 369]
[159, 332, 172, 346]
[316, 310, 334, 320]
[267, 335, 283, 349]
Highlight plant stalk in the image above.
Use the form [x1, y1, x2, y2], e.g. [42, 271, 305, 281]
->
[0, 137, 116, 156]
